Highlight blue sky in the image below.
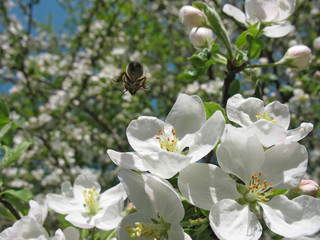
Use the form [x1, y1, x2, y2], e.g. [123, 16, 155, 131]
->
[0, 1, 66, 93]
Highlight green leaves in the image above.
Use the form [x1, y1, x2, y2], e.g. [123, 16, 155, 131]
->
[203, 102, 229, 123]
[0, 97, 10, 126]
[0, 142, 32, 172]
[0, 189, 33, 203]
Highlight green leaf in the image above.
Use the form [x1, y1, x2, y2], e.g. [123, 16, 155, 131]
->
[1, 189, 33, 203]
[2, 193, 29, 215]
[253, 80, 263, 100]
[272, 189, 288, 197]
[0, 97, 10, 125]
[188, 54, 205, 68]
[236, 29, 259, 48]
[0, 202, 16, 221]
[0, 141, 31, 171]
[246, 34, 265, 59]
[228, 79, 240, 96]
[203, 102, 229, 123]
[0, 122, 12, 141]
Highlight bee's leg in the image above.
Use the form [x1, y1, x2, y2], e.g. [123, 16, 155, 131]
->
[114, 72, 125, 82]
[141, 77, 149, 90]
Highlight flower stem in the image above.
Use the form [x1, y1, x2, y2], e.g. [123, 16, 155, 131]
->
[91, 227, 96, 240]
[180, 217, 209, 228]
[245, 62, 282, 69]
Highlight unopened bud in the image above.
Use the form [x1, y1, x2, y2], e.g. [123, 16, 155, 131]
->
[189, 27, 213, 49]
[179, 5, 205, 27]
[295, 180, 319, 198]
[282, 45, 312, 71]
[313, 36, 320, 50]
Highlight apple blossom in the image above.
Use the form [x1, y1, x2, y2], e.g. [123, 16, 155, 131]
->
[107, 94, 225, 179]
[178, 125, 320, 239]
[117, 169, 191, 240]
[281, 45, 312, 71]
[0, 199, 79, 240]
[313, 36, 320, 50]
[226, 94, 313, 147]
[178, 5, 205, 27]
[189, 27, 214, 49]
[289, 88, 311, 113]
[223, 0, 296, 38]
[46, 174, 127, 230]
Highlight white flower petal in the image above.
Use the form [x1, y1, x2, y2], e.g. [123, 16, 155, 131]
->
[248, 120, 287, 147]
[217, 125, 264, 184]
[46, 193, 84, 214]
[261, 195, 320, 238]
[65, 211, 98, 229]
[209, 199, 262, 240]
[223, 4, 247, 24]
[51, 229, 65, 240]
[286, 122, 314, 143]
[96, 200, 124, 230]
[178, 163, 241, 211]
[262, 142, 308, 189]
[107, 149, 147, 171]
[182, 110, 225, 163]
[168, 224, 188, 240]
[61, 181, 73, 197]
[166, 94, 206, 139]
[126, 116, 166, 152]
[264, 101, 290, 130]
[226, 94, 264, 127]
[139, 151, 192, 179]
[28, 199, 47, 225]
[0, 216, 49, 240]
[62, 227, 79, 240]
[263, 23, 295, 38]
[143, 173, 184, 223]
[118, 169, 156, 217]
[99, 182, 126, 207]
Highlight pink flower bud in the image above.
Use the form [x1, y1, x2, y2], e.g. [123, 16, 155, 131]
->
[189, 27, 213, 49]
[179, 5, 205, 27]
[296, 180, 319, 197]
[285, 45, 312, 71]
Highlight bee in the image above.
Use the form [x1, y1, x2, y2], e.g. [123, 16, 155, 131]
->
[114, 61, 149, 95]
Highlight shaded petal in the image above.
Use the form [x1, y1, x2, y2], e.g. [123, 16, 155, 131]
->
[28, 199, 47, 225]
[96, 200, 124, 230]
[139, 151, 192, 179]
[217, 125, 264, 184]
[278, 0, 296, 21]
[248, 120, 287, 147]
[65, 211, 99, 229]
[178, 163, 240, 210]
[73, 174, 100, 202]
[62, 227, 79, 240]
[261, 195, 320, 238]
[143, 173, 184, 223]
[263, 23, 295, 38]
[168, 224, 188, 240]
[286, 122, 314, 143]
[118, 169, 156, 217]
[262, 142, 308, 189]
[264, 101, 290, 130]
[181, 110, 225, 163]
[226, 94, 264, 127]
[126, 116, 166, 152]
[46, 193, 83, 214]
[107, 149, 147, 171]
[166, 94, 206, 139]
[99, 182, 126, 207]
[222, 4, 246, 24]
[0, 216, 49, 239]
[52, 229, 65, 240]
[209, 199, 262, 240]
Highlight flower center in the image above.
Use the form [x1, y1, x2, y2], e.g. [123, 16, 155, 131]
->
[246, 171, 274, 203]
[156, 128, 179, 153]
[83, 187, 100, 215]
[256, 112, 277, 123]
[126, 215, 170, 240]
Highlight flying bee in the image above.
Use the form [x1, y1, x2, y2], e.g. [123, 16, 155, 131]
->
[114, 61, 149, 96]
